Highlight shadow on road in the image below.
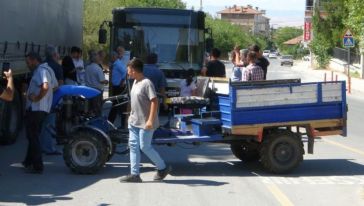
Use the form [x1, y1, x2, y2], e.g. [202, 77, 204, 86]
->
[241, 159, 364, 177]
[1, 134, 364, 205]
[163, 179, 228, 186]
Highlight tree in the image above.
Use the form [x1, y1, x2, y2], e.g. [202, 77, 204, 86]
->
[273, 27, 303, 50]
[345, 0, 364, 49]
[205, 15, 268, 57]
[272, 27, 303, 57]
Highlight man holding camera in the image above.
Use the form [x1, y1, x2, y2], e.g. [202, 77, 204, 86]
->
[0, 67, 14, 102]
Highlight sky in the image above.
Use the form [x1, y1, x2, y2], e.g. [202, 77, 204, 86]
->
[183, 0, 306, 27]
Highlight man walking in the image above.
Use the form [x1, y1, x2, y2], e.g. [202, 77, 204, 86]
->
[120, 58, 171, 183]
[22, 52, 56, 174]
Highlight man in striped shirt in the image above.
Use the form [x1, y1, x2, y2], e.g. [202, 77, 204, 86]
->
[242, 51, 265, 81]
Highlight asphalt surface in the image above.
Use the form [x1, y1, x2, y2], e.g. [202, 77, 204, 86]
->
[1, 59, 364, 206]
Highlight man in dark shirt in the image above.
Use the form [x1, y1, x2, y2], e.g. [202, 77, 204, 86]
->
[45, 46, 64, 86]
[204, 48, 226, 77]
[143, 53, 167, 109]
[249, 45, 270, 80]
[39, 46, 63, 155]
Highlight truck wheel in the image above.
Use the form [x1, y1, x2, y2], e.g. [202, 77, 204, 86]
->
[230, 143, 260, 162]
[0, 89, 22, 145]
[260, 130, 304, 174]
[63, 131, 108, 174]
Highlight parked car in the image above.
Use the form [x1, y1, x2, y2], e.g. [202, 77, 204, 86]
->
[263, 50, 270, 57]
[268, 51, 278, 59]
[280, 55, 294, 66]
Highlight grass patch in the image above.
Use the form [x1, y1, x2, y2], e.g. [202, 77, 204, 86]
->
[350, 71, 361, 78]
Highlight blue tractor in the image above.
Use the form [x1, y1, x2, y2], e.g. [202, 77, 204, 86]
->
[53, 77, 347, 175]
[52, 85, 129, 174]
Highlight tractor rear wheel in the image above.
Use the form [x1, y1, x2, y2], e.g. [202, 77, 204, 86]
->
[63, 130, 108, 174]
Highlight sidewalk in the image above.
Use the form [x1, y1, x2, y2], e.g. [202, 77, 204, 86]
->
[292, 60, 364, 95]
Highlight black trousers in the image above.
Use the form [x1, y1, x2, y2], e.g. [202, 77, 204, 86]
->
[23, 111, 48, 171]
[108, 85, 127, 128]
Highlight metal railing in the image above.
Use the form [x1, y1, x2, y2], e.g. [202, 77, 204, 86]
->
[332, 47, 360, 65]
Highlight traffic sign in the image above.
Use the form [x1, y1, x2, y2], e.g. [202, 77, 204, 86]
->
[343, 36, 355, 47]
[344, 29, 353, 37]
[343, 29, 355, 48]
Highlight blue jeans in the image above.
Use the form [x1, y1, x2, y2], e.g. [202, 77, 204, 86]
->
[128, 124, 166, 175]
[39, 113, 57, 153]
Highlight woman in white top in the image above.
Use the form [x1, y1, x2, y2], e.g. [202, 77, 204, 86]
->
[179, 69, 197, 114]
[180, 69, 197, 97]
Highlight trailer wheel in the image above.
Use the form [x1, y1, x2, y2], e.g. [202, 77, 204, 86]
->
[230, 143, 260, 162]
[260, 130, 304, 174]
[63, 131, 108, 174]
[0, 89, 22, 145]
[106, 143, 116, 162]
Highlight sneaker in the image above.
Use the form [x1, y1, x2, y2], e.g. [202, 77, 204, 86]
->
[119, 174, 142, 183]
[153, 165, 172, 181]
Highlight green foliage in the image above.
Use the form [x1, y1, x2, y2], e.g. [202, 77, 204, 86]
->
[345, 0, 364, 49]
[310, 33, 331, 69]
[205, 16, 268, 57]
[310, 3, 343, 69]
[321, 0, 347, 47]
[272, 27, 304, 58]
[83, 0, 186, 54]
[310, 0, 363, 54]
[280, 44, 309, 59]
[273, 27, 303, 49]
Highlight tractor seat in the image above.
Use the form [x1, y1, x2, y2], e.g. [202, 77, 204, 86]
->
[167, 77, 210, 108]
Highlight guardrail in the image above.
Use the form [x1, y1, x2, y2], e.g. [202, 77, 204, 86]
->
[333, 47, 360, 65]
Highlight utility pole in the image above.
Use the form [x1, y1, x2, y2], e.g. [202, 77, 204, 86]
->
[361, 48, 364, 79]
[200, 0, 203, 11]
[310, 0, 319, 67]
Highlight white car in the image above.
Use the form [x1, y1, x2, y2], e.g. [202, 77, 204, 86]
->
[263, 50, 270, 57]
[268, 52, 278, 58]
[280, 55, 294, 66]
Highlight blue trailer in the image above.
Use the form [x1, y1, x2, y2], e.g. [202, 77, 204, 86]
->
[54, 78, 347, 174]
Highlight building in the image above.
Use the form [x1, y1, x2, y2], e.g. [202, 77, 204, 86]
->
[283, 35, 304, 46]
[217, 5, 270, 36]
[304, 0, 329, 42]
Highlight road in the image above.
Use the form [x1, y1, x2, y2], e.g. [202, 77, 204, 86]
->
[0, 59, 364, 206]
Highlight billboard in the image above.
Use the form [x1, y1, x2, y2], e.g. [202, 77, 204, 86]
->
[304, 18, 312, 42]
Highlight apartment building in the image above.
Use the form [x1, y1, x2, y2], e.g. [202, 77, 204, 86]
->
[304, 0, 329, 42]
[217, 5, 270, 36]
